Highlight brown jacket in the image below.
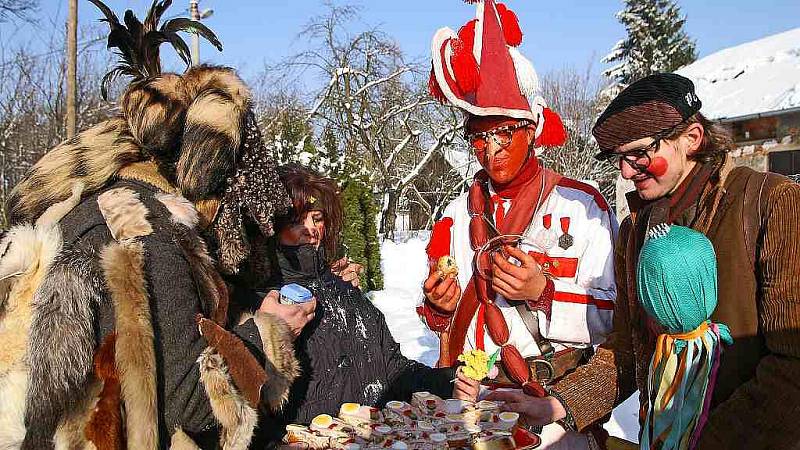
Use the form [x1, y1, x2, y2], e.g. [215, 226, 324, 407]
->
[553, 164, 800, 449]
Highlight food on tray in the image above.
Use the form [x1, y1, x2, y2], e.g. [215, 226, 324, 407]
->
[472, 431, 516, 450]
[282, 394, 538, 449]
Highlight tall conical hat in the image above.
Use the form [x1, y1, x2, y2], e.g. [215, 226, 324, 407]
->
[429, 0, 567, 149]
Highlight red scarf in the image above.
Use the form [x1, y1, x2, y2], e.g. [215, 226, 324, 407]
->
[492, 157, 541, 198]
[440, 158, 561, 397]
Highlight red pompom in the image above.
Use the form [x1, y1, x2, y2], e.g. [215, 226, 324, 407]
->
[427, 217, 454, 262]
[496, 3, 523, 47]
[535, 108, 568, 148]
[458, 19, 477, 54]
[428, 67, 446, 103]
[450, 38, 480, 95]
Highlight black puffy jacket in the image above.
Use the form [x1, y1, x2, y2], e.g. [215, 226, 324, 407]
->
[258, 244, 455, 443]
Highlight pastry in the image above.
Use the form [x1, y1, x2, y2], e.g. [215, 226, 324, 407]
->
[437, 255, 458, 279]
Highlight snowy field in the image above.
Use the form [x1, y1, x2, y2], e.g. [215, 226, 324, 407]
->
[369, 233, 640, 443]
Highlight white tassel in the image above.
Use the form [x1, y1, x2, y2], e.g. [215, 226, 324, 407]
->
[646, 223, 672, 242]
[508, 46, 540, 99]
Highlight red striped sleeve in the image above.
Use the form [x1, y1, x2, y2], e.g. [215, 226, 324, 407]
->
[553, 291, 615, 310]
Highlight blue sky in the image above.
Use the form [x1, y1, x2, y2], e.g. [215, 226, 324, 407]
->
[5, 0, 799, 89]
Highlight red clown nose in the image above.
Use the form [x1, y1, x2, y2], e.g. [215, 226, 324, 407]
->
[647, 156, 668, 177]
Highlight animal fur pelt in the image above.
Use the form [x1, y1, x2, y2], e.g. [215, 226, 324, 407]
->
[6, 118, 141, 226]
[5, 65, 252, 227]
[158, 192, 229, 323]
[247, 312, 300, 412]
[198, 317, 267, 409]
[101, 240, 158, 450]
[0, 185, 84, 450]
[198, 348, 258, 450]
[169, 429, 201, 450]
[84, 333, 124, 450]
[22, 244, 106, 450]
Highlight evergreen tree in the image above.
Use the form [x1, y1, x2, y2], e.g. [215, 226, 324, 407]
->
[340, 179, 384, 291]
[603, 0, 696, 92]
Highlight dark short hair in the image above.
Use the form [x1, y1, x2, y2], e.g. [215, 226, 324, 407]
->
[275, 163, 342, 259]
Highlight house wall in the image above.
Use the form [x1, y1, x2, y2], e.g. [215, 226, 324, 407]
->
[728, 110, 800, 175]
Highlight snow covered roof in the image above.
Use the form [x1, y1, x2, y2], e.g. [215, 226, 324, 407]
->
[675, 27, 800, 121]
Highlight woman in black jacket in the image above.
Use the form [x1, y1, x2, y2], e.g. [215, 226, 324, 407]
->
[256, 164, 478, 442]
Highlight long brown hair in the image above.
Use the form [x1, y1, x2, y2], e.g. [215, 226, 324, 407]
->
[665, 112, 734, 163]
[276, 163, 342, 259]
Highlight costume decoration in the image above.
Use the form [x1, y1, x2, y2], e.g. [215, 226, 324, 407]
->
[428, 0, 567, 154]
[458, 348, 501, 381]
[637, 224, 732, 449]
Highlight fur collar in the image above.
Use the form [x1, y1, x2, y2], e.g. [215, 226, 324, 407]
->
[117, 161, 179, 195]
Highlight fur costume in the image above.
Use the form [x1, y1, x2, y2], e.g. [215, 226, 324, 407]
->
[0, 2, 296, 449]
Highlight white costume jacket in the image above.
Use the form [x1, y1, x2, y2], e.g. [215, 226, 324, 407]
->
[435, 177, 618, 359]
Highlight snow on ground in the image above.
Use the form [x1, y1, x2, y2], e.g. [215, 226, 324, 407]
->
[676, 27, 800, 120]
[368, 233, 640, 443]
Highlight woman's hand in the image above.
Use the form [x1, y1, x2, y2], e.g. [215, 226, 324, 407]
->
[484, 390, 566, 427]
[258, 290, 317, 340]
[331, 257, 364, 288]
[452, 367, 481, 402]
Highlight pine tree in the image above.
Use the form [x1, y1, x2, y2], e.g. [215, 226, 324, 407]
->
[340, 179, 383, 290]
[603, 0, 696, 92]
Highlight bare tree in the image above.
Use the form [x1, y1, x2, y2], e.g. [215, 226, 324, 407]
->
[539, 64, 617, 203]
[285, 4, 463, 238]
[0, 26, 111, 227]
[0, 0, 38, 23]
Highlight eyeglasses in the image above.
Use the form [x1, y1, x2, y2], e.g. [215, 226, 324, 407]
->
[596, 120, 685, 171]
[598, 138, 661, 171]
[466, 121, 532, 152]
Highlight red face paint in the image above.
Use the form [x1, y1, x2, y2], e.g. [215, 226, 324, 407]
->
[646, 156, 668, 177]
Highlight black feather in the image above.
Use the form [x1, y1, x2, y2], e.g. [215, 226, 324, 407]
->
[145, 0, 173, 33]
[161, 18, 223, 51]
[123, 10, 144, 50]
[87, 0, 120, 26]
[88, 0, 223, 100]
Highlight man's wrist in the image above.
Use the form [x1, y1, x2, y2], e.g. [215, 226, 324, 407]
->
[417, 301, 453, 332]
[423, 295, 455, 316]
[527, 278, 555, 317]
[546, 388, 576, 431]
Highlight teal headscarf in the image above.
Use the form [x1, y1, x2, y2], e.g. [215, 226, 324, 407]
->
[637, 224, 732, 450]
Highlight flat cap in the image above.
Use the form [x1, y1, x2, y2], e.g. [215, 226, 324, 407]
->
[593, 73, 702, 154]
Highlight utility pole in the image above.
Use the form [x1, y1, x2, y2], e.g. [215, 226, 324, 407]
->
[189, 0, 214, 66]
[189, 0, 199, 65]
[66, 0, 78, 138]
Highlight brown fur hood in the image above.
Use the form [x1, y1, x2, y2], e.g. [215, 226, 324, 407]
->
[6, 65, 251, 226]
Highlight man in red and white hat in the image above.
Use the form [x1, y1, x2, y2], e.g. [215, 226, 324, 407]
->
[418, 1, 617, 447]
